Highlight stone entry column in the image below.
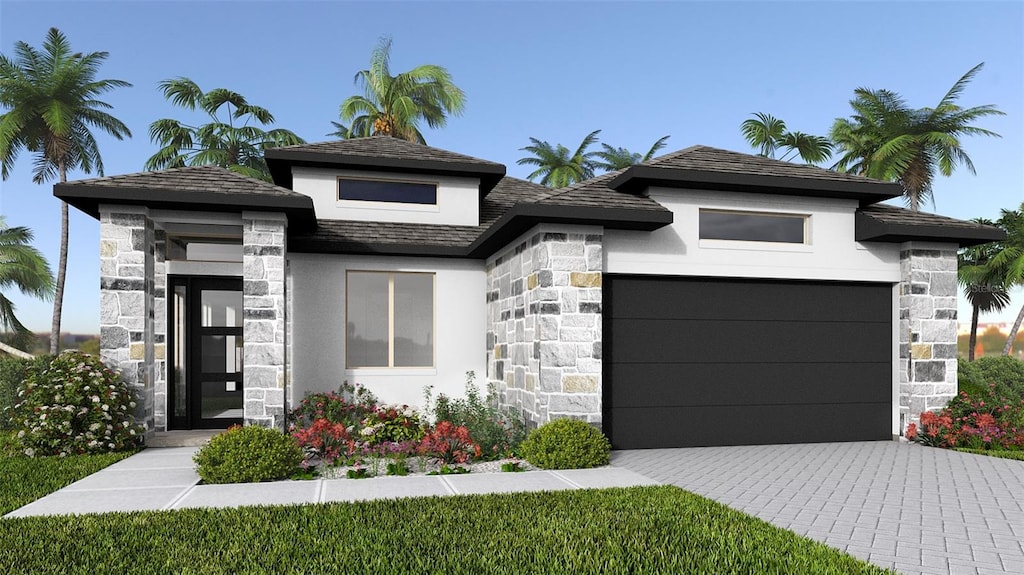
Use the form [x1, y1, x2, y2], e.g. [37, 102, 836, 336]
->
[487, 226, 603, 429]
[899, 243, 959, 429]
[242, 212, 287, 429]
[99, 206, 155, 435]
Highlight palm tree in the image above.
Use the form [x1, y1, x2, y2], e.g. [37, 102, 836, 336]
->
[146, 78, 304, 181]
[958, 224, 1012, 360]
[517, 130, 602, 188]
[0, 218, 54, 351]
[592, 135, 671, 171]
[740, 113, 833, 164]
[332, 36, 466, 144]
[982, 204, 1024, 356]
[0, 27, 131, 354]
[830, 63, 1004, 211]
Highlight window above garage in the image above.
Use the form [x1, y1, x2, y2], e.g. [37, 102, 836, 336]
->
[699, 209, 808, 244]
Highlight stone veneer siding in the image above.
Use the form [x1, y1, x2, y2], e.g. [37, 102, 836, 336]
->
[152, 230, 167, 430]
[99, 207, 156, 434]
[242, 212, 287, 429]
[899, 243, 959, 429]
[486, 226, 603, 428]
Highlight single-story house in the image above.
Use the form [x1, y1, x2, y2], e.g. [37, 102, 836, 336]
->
[54, 137, 1004, 449]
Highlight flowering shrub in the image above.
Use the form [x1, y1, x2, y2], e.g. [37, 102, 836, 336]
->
[419, 421, 481, 464]
[907, 388, 1024, 451]
[288, 382, 378, 429]
[11, 352, 143, 457]
[291, 418, 352, 465]
[426, 371, 526, 460]
[360, 405, 425, 444]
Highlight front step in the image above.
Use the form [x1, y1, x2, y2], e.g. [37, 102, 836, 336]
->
[147, 430, 220, 448]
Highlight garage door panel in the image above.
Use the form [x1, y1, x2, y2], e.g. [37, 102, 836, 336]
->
[603, 275, 893, 448]
[609, 363, 893, 407]
[609, 319, 891, 364]
[609, 403, 893, 449]
[610, 277, 892, 322]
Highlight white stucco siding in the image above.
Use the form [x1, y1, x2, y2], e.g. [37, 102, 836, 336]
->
[288, 253, 487, 410]
[291, 167, 480, 226]
[604, 188, 901, 282]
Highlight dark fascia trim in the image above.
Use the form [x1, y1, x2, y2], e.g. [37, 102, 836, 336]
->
[54, 183, 318, 232]
[609, 165, 904, 206]
[467, 203, 673, 258]
[264, 151, 507, 197]
[854, 211, 1006, 247]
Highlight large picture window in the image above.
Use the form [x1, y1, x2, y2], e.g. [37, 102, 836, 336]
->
[699, 209, 807, 244]
[346, 271, 434, 368]
[338, 178, 437, 205]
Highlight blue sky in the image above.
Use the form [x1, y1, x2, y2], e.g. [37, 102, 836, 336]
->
[1, 1, 1022, 334]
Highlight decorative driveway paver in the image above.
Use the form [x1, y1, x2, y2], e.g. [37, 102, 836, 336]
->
[613, 441, 1024, 575]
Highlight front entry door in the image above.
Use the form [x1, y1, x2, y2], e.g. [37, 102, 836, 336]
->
[169, 276, 244, 430]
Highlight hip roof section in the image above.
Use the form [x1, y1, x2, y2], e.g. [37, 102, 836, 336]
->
[52, 140, 1002, 256]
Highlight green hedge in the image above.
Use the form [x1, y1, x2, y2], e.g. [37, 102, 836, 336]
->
[519, 418, 610, 469]
[0, 486, 892, 575]
[194, 425, 303, 484]
[955, 448, 1024, 461]
[0, 355, 49, 430]
[958, 356, 1024, 400]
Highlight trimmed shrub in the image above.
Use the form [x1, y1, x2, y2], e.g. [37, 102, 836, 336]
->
[11, 352, 142, 456]
[958, 356, 1024, 400]
[429, 372, 527, 460]
[194, 425, 304, 484]
[0, 355, 50, 430]
[519, 418, 610, 469]
[0, 357, 28, 430]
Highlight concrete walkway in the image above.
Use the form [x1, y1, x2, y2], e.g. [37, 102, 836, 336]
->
[5, 446, 659, 518]
[613, 441, 1024, 575]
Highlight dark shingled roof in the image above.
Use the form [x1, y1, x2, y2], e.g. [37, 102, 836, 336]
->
[537, 168, 670, 212]
[609, 145, 903, 205]
[264, 136, 506, 194]
[56, 143, 996, 257]
[53, 165, 316, 231]
[289, 176, 548, 256]
[55, 165, 303, 197]
[647, 145, 893, 186]
[268, 136, 505, 168]
[288, 173, 674, 257]
[289, 176, 552, 256]
[856, 204, 1005, 246]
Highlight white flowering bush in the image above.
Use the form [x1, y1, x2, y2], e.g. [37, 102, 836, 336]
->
[11, 351, 143, 457]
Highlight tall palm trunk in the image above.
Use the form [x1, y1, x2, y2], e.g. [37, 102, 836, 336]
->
[1003, 303, 1024, 356]
[969, 303, 981, 361]
[51, 160, 68, 355]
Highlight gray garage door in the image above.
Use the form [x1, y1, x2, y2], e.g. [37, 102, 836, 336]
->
[604, 276, 893, 449]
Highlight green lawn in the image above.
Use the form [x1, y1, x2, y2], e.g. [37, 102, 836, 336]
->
[0, 486, 893, 575]
[955, 448, 1024, 461]
[0, 433, 134, 515]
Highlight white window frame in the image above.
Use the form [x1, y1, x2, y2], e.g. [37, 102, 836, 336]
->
[345, 270, 436, 369]
[337, 176, 440, 206]
[698, 208, 811, 246]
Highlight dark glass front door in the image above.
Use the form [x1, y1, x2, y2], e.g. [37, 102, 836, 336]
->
[168, 276, 244, 430]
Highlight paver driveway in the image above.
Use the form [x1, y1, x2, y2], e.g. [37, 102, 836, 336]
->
[613, 441, 1023, 575]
